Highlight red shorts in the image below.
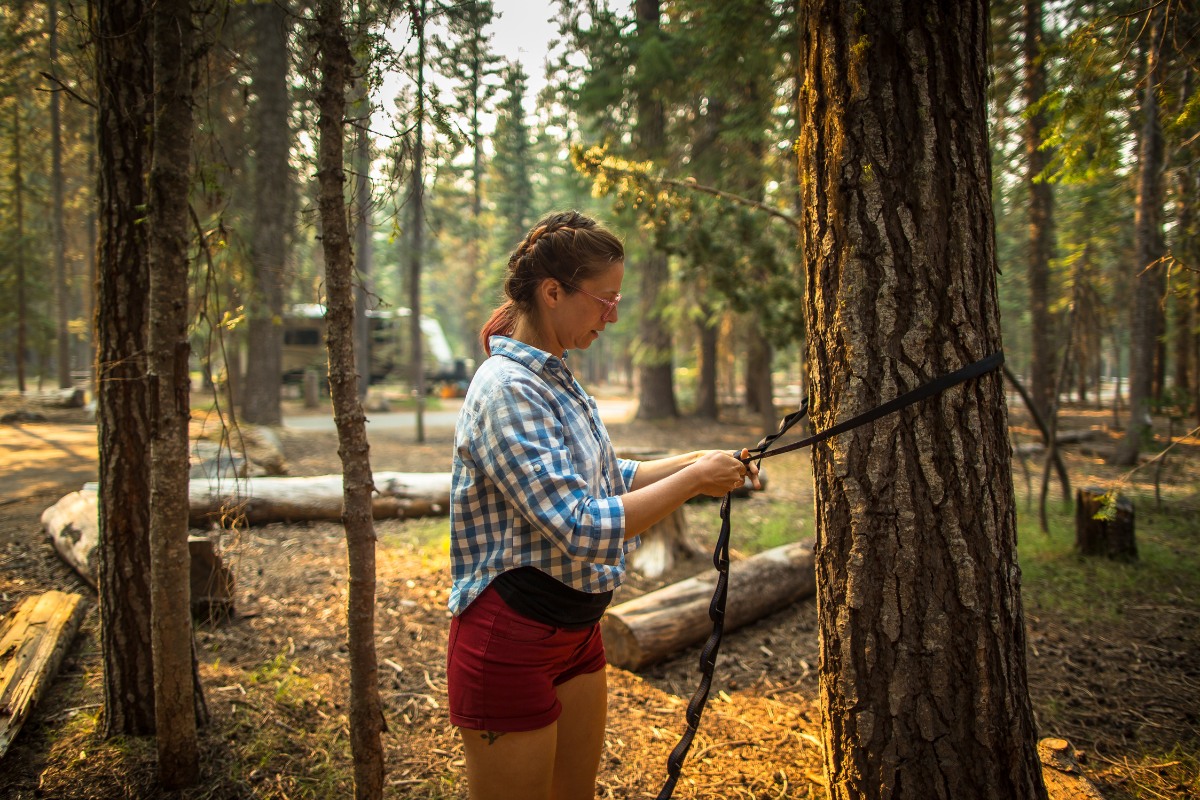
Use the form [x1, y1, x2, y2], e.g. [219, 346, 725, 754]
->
[447, 583, 607, 732]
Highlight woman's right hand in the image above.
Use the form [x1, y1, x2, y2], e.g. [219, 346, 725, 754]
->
[688, 449, 758, 498]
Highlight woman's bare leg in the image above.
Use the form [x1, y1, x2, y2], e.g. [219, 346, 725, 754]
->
[551, 668, 608, 800]
[459, 722, 557, 800]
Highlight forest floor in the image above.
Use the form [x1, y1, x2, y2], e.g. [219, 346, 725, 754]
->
[0, 388, 1198, 799]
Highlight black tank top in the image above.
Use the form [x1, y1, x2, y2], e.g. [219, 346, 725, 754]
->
[491, 567, 613, 629]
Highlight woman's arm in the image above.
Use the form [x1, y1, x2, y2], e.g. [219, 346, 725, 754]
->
[620, 449, 759, 539]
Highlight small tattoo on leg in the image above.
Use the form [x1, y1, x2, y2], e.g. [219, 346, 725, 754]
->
[482, 730, 506, 745]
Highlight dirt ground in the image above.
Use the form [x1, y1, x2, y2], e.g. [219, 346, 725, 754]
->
[0, 390, 1198, 799]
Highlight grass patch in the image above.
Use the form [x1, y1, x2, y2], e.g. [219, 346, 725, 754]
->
[378, 516, 451, 555]
[1017, 493, 1200, 624]
[686, 496, 814, 555]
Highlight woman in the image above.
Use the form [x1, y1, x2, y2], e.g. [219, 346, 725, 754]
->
[448, 210, 758, 800]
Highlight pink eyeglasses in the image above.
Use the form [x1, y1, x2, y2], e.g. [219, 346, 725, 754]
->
[562, 282, 622, 322]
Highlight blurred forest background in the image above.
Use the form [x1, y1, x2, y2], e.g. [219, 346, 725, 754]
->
[0, 0, 1195, 439]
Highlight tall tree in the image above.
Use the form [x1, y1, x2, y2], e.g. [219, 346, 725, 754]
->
[490, 61, 533, 249]
[49, 0, 71, 389]
[1024, 0, 1056, 420]
[242, 0, 292, 425]
[1113, 8, 1166, 466]
[94, 0, 157, 737]
[11, 103, 28, 393]
[798, 2, 1047, 798]
[433, 0, 500, 364]
[147, 0, 202, 783]
[315, 0, 386, 795]
[633, 0, 677, 419]
[407, 0, 428, 443]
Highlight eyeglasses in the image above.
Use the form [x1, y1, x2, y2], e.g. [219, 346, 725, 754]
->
[562, 282, 622, 322]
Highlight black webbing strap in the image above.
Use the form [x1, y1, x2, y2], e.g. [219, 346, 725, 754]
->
[655, 351, 1004, 799]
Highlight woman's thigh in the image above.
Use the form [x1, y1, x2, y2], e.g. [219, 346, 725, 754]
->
[552, 667, 608, 800]
[459, 722, 557, 800]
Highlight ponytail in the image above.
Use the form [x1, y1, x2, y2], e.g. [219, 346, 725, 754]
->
[480, 300, 517, 355]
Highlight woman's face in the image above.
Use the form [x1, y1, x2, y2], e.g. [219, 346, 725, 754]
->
[546, 261, 625, 353]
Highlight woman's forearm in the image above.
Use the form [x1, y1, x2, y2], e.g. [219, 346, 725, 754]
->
[627, 451, 703, 490]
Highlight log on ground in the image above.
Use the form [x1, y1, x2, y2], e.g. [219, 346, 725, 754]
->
[75, 472, 452, 527]
[0, 591, 88, 758]
[602, 538, 816, 671]
[1039, 738, 1107, 800]
[43, 492, 235, 617]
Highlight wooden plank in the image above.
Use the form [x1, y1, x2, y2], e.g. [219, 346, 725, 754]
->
[0, 591, 88, 758]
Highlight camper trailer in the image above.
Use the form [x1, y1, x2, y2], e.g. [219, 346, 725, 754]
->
[281, 304, 466, 390]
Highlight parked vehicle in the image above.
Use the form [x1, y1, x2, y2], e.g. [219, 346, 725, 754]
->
[281, 304, 468, 389]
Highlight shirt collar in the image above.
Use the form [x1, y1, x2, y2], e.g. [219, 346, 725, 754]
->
[488, 335, 569, 374]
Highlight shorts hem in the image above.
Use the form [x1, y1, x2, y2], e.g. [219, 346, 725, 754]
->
[450, 702, 562, 733]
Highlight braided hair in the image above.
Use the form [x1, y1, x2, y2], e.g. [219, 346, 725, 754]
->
[480, 211, 624, 354]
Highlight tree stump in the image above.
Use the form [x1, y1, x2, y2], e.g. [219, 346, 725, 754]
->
[1075, 488, 1137, 561]
[1038, 738, 1106, 800]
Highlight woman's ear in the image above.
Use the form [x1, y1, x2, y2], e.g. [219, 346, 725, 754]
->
[538, 277, 563, 309]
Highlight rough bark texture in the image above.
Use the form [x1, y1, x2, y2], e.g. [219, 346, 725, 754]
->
[1024, 0, 1055, 420]
[797, 3, 1047, 798]
[314, 1, 386, 795]
[94, 0, 157, 738]
[242, 1, 290, 426]
[148, 0, 201, 783]
[634, 0, 678, 421]
[1114, 12, 1166, 465]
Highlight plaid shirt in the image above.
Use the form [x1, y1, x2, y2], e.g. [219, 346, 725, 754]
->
[449, 336, 640, 615]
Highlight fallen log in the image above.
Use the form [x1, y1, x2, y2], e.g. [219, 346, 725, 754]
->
[43, 492, 235, 617]
[74, 472, 452, 527]
[0, 591, 88, 758]
[602, 538, 815, 670]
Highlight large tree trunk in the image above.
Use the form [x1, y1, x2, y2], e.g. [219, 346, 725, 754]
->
[314, 1, 386, 795]
[148, 0, 202, 784]
[241, 2, 291, 426]
[1024, 0, 1055, 421]
[1113, 11, 1166, 465]
[634, 0, 678, 421]
[94, 0, 157, 738]
[798, 3, 1047, 799]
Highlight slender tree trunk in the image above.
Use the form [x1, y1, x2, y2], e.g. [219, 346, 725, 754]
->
[798, 3, 1047, 798]
[695, 308, 719, 419]
[466, 39, 485, 366]
[95, 0, 157, 737]
[242, 1, 290, 425]
[13, 105, 27, 394]
[1024, 0, 1055, 420]
[50, 0, 73, 389]
[1114, 11, 1165, 466]
[409, 0, 427, 443]
[1173, 160, 1194, 404]
[87, 111, 98, 397]
[315, 1, 386, 795]
[745, 326, 774, 429]
[148, 0, 201, 784]
[634, 0, 677, 420]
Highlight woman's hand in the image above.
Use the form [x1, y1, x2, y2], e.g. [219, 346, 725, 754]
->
[688, 448, 761, 498]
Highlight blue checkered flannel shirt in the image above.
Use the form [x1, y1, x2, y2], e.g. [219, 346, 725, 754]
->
[449, 336, 641, 615]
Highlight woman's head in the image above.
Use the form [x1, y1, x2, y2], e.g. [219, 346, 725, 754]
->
[480, 211, 625, 354]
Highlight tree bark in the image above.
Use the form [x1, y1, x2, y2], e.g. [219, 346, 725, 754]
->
[148, 0, 203, 783]
[634, 0, 678, 421]
[409, 0, 428, 443]
[1113, 11, 1166, 465]
[1024, 0, 1055, 420]
[94, 0, 157, 738]
[798, 3, 1047, 798]
[242, 2, 291, 426]
[314, 1, 386, 795]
